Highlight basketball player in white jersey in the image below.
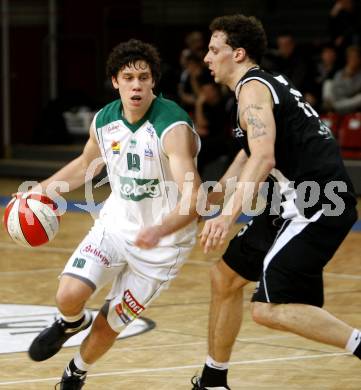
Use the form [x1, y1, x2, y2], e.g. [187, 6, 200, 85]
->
[27, 39, 201, 389]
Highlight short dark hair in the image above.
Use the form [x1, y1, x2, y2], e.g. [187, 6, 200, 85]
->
[209, 14, 267, 63]
[106, 39, 161, 85]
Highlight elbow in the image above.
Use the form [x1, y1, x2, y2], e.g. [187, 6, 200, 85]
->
[265, 156, 276, 171]
[258, 154, 275, 172]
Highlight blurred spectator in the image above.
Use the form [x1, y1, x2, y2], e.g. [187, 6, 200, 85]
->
[322, 45, 361, 114]
[329, 0, 360, 51]
[311, 43, 340, 110]
[263, 32, 315, 100]
[194, 78, 233, 177]
[178, 53, 209, 114]
[179, 31, 206, 68]
[315, 44, 340, 84]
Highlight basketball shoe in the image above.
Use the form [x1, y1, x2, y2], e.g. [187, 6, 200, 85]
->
[55, 360, 87, 390]
[191, 376, 230, 389]
[28, 310, 93, 361]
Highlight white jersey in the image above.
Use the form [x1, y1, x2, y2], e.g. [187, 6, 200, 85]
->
[93, 95, 200, 246]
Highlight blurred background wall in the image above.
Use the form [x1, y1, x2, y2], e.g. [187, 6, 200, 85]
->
[0, 0, 333, 147]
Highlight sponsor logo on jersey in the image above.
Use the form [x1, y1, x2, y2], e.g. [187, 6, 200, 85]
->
[237, 219, 253, 237]
[106, 123, 120, 133]
[146, 125, 155, 137]
[130, 139, 137, 148]
[144, 144, 154, 159]
[111, 141, 121, 154]
[123, 290, 145, 317]
[115, 304, 132, 324]
[118, 176, 161, 201]
[80, 244, 110, 266]
[0, 304, 155, 354]
[233, 127, 244, 139]
[318, 121, 333, 139]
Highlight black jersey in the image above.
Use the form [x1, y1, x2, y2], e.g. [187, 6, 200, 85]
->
[233, 67, 356, 218]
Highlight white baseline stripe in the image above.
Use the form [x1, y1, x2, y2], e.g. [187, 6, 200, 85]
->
[0, 351, 350, 386]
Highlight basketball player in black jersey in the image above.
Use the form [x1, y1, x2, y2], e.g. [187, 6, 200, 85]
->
[191, 14, 359, 390]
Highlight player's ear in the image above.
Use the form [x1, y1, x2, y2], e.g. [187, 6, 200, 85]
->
[111, 76, 119, 89]
[233, 48, 246, 63]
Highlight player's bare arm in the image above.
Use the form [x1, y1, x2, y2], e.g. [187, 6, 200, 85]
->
[33, 122, 104, 194]
[135, 124, 201, 248]
[200, 81, 276, 253]
[207, 149, 248, 206]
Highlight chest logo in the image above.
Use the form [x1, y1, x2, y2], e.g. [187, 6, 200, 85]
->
[144, 144, 154, 159]
[118, 176, 161, 201]
[106, 123, 120, 133]
[146, 125, 155, 137]
[111, 141, 121, 154]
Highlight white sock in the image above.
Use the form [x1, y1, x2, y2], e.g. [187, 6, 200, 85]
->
[206, 355, 229, 370]
[345, 329, 361, 353]
[74, 351, 92, 372]
[61, 310, 85, 323]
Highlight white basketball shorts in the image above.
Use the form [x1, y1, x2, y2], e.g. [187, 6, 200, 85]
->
[62, 218, 194, 332]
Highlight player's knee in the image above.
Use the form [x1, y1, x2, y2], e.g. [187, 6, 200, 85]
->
[251, 302, 275, 326]
[251, 302, 285, 329]
[56, 276, 94, 312]
[55, 289, 81, 312]
[210, 260, 248, 298]
[55, 286, 88, 313]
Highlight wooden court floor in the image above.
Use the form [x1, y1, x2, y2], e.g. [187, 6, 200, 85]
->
[0, 178, 360, 389]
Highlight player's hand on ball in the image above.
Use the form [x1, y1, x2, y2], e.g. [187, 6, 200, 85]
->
[134, 226, 162, 249]
[199, 214, 232, 254]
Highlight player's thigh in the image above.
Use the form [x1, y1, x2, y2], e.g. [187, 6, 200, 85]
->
[106, 243, 192, 332]
[253, 207, 357, 307]
[57, 274, 94, 304]
[223, 212, 282, 282]
[61, 219, 126, 295]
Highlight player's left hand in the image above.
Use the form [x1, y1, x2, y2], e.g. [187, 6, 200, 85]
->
[199, 214, 233, 254]
[134, 226, 163, 249]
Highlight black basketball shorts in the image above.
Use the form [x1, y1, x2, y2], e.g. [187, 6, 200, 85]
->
[223, 206, 357, 307]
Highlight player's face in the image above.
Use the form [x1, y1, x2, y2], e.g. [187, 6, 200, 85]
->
[204, 31, 234, 85]
[112, 61, 155, 111]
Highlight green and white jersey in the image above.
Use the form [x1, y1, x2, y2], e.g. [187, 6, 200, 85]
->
[93, 95, 200, 246]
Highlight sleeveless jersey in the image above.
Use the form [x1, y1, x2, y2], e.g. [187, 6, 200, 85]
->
[233, 67, 356, 219]
[93, 95, 200, 246]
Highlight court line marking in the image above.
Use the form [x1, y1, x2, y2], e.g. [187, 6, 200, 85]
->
[0, 351, 351, 385]
[324, 272, 361, 280]
[0, 334, 321, 362]
[0, 241, 73, 253]
[0, 268, 61, 276]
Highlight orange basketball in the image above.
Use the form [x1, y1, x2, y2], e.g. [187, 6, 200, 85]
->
[3, 192, 60, 247]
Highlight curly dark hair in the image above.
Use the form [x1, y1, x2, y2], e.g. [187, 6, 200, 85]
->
[209, 14, 267, 63]
[106, 39, 161, 85]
